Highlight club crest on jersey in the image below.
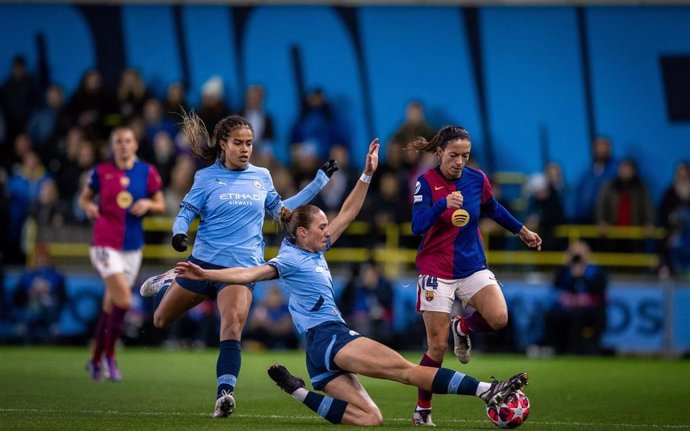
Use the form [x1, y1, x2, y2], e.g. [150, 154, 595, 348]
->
[116, 191, 133, 209]
[425, 290, 435, 301]
[451, 209, 470, 227]
[315, 265, 327, 273]
[252, 179, 263, 189]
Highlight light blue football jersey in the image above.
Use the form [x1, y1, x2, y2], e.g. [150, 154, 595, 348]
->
[173, 161, 327, 267]
[267, 237, 344, 333]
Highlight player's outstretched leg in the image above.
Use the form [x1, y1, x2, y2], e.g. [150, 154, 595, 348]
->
[139, 268, 176, 297]
[479, 372, 529, 406]
[451, 316, 472, 364]
[213, 390, 235, 418]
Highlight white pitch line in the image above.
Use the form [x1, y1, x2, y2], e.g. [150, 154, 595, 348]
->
[1, 408, 688, 428]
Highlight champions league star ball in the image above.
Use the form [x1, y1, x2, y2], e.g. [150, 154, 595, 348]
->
[486, 390, 530, 429]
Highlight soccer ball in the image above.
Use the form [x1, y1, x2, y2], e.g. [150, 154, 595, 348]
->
[486, 390, 530, 429]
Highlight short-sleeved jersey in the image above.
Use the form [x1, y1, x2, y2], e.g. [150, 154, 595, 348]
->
[413, 166, 519, 279]
[88, 160, 163, 251]
[267, 237, 344, 334]
[181, 161, 284, 267]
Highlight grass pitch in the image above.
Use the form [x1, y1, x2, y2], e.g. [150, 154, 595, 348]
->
[0, 347, 688, 430]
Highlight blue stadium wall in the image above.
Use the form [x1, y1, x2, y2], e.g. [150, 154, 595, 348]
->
[1, 4, 689, 204]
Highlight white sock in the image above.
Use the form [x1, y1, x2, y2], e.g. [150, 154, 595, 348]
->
[455, 319, 467, 336]
[291, 387, 308, 401]
[476, 382, 491, 397]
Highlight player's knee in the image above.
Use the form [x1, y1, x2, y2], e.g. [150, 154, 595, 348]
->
[153, 311, 171, 329]
[356, 407, 383, 426]
[219, 317, 243, 339]
[490, 311, 508, 330]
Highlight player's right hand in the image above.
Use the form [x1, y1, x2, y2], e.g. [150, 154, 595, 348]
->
[446, 191, 463, 209]
[172, 233, 188, 252]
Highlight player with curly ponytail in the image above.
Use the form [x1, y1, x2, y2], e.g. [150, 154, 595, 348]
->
[139, 110, 338, 418]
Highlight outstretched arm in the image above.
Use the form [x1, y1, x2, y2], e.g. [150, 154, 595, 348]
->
[328, 139, 379, 244]
[175, 261, 278, 285]
[282, 160, 336, 210]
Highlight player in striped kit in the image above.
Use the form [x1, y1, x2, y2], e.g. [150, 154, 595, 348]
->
[174, 138, 528, 425]
[79, 126, 165, 381]
[139, 112, 335, 418]
[408, 125, 541, 425]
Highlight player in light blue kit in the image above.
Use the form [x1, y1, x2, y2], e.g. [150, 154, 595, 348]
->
[175, 139, 528, 426]
[140, 112, 337, 418]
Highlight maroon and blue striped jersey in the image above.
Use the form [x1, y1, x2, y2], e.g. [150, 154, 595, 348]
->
[412, 166, 522, 279]
[87, 160, 163, 251]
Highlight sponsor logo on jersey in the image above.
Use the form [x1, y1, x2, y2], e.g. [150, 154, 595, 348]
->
[415, 181, 421, 194]
[120, 176, 130, 187]
[451, 209, 470, 227]
[414, 195, 422, 203]
[219, 192, 261, 206]
[215, 179, 227, 186]
[349, 330, 360, 336]
[434, 186, 445, 190]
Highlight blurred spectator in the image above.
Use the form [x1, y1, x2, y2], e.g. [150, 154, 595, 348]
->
[198, 76, 228, 135]
[574, 136, 617, 223]
[339, 261, 394, 344]
[69, 69, 114, 142]
[0, 167, 10, 262]
[0, 56, 37, 147]
[245, 285, 298, 350]
[525, 162, 566, 242]
[27, 84, 70, 161]
[291, 87, 347, 161]
[143, 99, 177, 149]
[361, 170, 410, 243]
[312, 144, 356, 219]
[390, 101, 435, 145]
[164, 154, 196, 216]
[116, 67, 150, 123]
[241, 84, 275, 155]
[163, 82, 187, 126]
[150, 131, 177, 187]
[164, 299, 219, 349]
[541, 241, 608, 355]
[30, 178, 65, 232]
[659, 161, 690, 277]
[289, 140, 320, 190]
[12, 244, 67, 344]
[7, 150, 51, 263]
[11, 132, 33, 169]
[595, 158, 655, 230]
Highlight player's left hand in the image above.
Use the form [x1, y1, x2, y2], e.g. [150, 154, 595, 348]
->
[320, 159, 339, 178]
[175, 261, 205, 280]
[518, 226, 542, 251]
[130, 199, 151, 217]
[363, 138, 379, 175]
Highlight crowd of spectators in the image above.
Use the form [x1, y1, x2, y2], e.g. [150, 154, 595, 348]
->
[1, 58, 689, 349]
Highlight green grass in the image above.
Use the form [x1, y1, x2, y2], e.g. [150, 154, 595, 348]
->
[0, 347, 688, 430]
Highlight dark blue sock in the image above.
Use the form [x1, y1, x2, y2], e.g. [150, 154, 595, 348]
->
[217, 340, 241, 398]
[303, 392, 348, 424]
[431, 367, 480, 396]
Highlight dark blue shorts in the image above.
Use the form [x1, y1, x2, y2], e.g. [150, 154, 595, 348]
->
[305, 321, 363, 391]
[176, 255, 255, 299]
